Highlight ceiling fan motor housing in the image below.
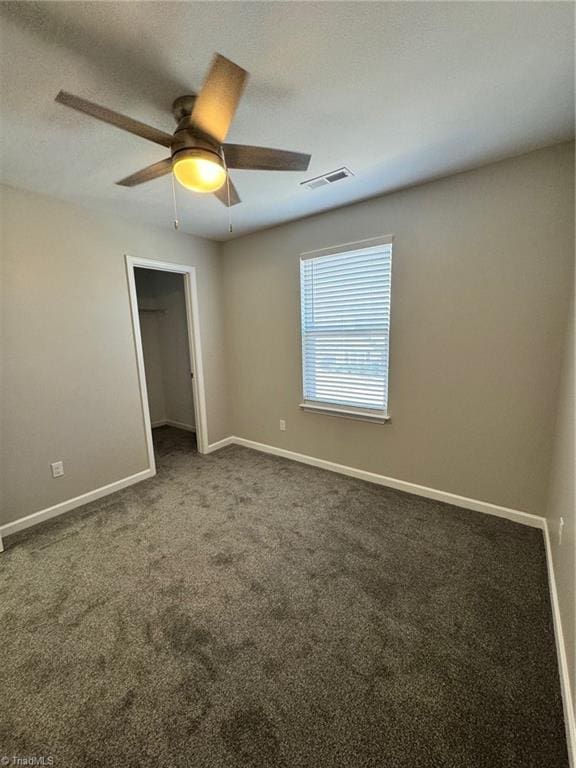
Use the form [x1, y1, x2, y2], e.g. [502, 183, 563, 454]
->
[170, 130, 224, 168]
[170, 96, 224, 166]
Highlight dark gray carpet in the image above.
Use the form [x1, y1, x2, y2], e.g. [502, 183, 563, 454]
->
[0, 427, 568, 767]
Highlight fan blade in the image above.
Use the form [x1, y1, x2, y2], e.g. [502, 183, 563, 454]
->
[213, 177, 241, 207]
[116, 158, 173, 187]
[56, 91, 173, 148]
[191, 54, 248, 143]
[223, 144, 311, 171]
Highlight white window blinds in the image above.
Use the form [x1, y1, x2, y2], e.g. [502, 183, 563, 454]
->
[300, 239, 392, 418]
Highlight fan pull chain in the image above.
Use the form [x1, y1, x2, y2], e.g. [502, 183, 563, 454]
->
[171, 172, 180, 231]
[221, 148, 233, 234]
[226, 174, 233, 234]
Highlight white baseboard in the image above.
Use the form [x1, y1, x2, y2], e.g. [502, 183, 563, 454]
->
[166, 419, 196, 433]
[543, 522, 576, 766]
[226, 436, 545, 528]
[205, 436, 236, 454]
[0, 468, 155, 540]
[152, 419, 196, 433]
[0, 428, 218, 542]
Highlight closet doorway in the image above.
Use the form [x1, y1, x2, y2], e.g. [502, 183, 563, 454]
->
[125, 256, 208, 473]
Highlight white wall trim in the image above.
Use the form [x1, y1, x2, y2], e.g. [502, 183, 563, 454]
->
[225, 435, 545, 528]
[2, 435, 540, 536]
[0, 436, 228, 544]
[543, 521, 576, 766]
[152, 419, 196, 433]
[0, 468, 155, 539]
[300, 233, 394, 260]
[125, 255, 209, 456]
[125, 257, 157, 476]
[205, 436, 236, 454]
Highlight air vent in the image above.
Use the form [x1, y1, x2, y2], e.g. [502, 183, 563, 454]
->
[301, 167, 355, 190]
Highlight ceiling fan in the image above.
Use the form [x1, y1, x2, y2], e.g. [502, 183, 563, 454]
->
[55, 53, 311, 206]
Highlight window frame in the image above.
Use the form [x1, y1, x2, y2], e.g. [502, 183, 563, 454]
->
[298, 235, 394, 424]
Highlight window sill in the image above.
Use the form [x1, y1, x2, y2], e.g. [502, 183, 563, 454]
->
[299, 403, 390, 424]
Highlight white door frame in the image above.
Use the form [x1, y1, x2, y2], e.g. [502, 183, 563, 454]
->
[125, 255, 209, 470]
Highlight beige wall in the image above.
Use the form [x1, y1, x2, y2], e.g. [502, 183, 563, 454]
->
[135, 269, 196, 428]
[0, 184, 229, 526]
[547, 291, 575, 700]
[222, 143, 575, 516]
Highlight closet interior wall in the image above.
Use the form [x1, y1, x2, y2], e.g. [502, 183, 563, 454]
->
[135, 268, 196, 431]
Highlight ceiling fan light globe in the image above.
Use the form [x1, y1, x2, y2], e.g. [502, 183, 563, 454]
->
[172, 150, 227, 193]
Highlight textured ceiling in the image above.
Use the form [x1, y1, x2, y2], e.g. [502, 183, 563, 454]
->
[0, 1, 574, 241]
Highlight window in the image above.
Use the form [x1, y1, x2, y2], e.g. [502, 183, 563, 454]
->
[300, 236, 393, 422]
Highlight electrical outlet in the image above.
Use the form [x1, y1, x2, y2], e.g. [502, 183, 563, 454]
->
[559, 517, 565, 546]
[279, 419, 286, 432]
[51, 461, 64, 478]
